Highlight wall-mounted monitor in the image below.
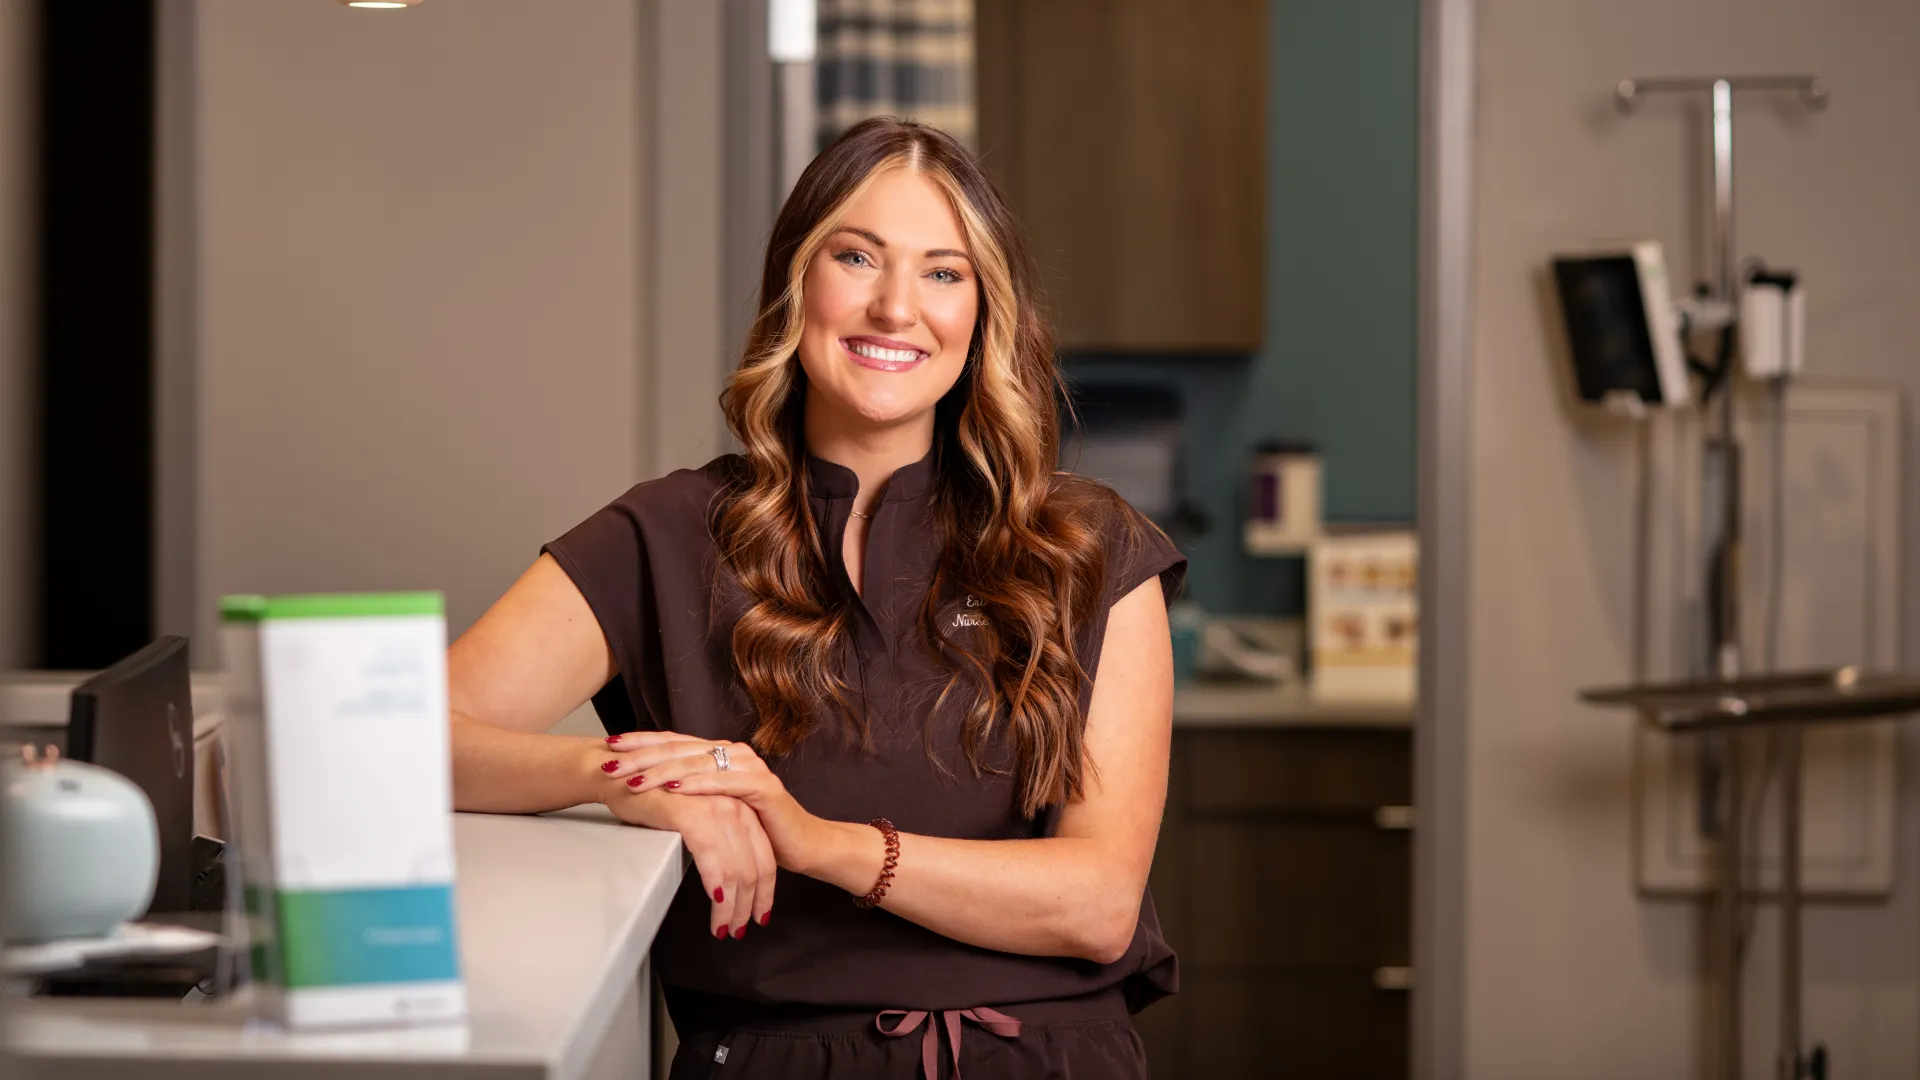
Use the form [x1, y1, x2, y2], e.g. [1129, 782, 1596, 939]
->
[1551, 241, 1691, 411]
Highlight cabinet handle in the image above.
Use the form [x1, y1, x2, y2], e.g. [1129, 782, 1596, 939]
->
[1373, 966, 1414, 991]
[1373, 805, 1415, 830]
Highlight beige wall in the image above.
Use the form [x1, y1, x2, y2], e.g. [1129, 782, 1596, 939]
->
[1465, 0, 1920, 1075]
[645, 2, 731, 478]
[0, 0, 33, 671]
[191, 0, 653, 651]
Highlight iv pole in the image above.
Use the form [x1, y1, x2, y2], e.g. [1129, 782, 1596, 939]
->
[1613, 73, 1828, 1080]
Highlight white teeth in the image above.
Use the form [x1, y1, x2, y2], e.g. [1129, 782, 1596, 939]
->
[847, 341, 921, 363]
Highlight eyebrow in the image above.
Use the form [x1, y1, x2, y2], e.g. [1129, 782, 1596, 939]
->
[835, 226, 972, 263]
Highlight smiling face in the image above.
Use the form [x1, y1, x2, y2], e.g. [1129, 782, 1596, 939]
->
[795, 166, 980, 440]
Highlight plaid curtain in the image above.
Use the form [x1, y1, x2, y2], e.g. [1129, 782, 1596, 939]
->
[815, 0, 975, 150]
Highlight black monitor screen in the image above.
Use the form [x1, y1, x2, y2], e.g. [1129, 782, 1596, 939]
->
[1552, 255, 1664, 403]
[66, 636, 195, 916]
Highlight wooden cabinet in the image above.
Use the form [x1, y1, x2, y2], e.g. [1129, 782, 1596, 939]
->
[1138, 728, 1413, 1078]
[974, 0, 1267, 352]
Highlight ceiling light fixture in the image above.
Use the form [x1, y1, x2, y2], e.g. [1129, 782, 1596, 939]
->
[339, 0, 421, 9]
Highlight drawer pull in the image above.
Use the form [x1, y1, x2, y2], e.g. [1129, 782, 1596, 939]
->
[1373, 805, 1415, 830]
[1373, 966, 1414, 991]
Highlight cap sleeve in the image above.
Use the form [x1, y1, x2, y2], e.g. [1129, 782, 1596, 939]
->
[1105, 499, 1187, 611]
[1062, 491, 1186, 723]
[541, 489, 663, 736]
[1032, 489, 1187, 840]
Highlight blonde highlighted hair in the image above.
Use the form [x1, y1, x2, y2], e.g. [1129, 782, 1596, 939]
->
[715, 117, 1145, 816]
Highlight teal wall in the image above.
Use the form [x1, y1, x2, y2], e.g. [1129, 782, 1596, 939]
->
[1065, 0, 1419, 615]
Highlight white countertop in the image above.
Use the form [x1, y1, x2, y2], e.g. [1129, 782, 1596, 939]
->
[1172, 679, 1415, 728]
[10, 806, 685, 1079]
[5, 667, 1413, 734]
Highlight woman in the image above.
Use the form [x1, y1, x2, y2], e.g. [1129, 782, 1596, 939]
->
[448, 117, 1183, 1078]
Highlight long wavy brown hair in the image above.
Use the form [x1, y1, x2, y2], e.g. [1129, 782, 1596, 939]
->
[714, 117, 1147, 816]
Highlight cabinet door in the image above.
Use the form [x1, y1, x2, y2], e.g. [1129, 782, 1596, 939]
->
[1139, 729, 1413, 1078]
[975, 0, 1266, 351]
[1183, 973, 1410, 1080]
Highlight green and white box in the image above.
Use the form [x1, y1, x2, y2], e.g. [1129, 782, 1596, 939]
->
[222, 592, 466, 1029]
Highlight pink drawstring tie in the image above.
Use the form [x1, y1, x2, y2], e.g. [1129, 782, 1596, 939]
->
[875, 1005, 1023, 1079]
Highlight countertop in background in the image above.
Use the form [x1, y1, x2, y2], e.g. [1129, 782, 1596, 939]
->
[1173, 677, 1414, 728]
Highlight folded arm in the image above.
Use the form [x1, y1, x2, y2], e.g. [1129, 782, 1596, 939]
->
[618, 576, 1175, 964]
[447, 554, 778, 937]
[447, 554, 625, 813]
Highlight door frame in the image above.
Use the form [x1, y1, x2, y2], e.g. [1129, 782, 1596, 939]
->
[1412, 0, 1475, 1076]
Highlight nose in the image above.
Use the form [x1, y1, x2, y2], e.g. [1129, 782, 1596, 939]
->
[866, 265, 919, 331]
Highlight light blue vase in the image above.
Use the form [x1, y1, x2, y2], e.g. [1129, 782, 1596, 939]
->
[3, 756, 160, 943]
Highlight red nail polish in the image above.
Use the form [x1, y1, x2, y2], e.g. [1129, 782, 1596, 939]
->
[759, 911, 771, 926]
[732, 925, 747, 940]
[714, 925, 728, 940]
[601, 760, 619, 773]
[713, 886, 724, 903]
[626, 775, 644, 788]
[605, 735, 621, 744]
[666, 780, 681, 790]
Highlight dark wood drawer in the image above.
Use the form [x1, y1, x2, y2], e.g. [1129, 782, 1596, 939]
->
[1172, 821, 1410, 968]
[1143, 728, 1413, 1076]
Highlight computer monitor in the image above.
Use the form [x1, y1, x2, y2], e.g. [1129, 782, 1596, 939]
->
[1550, 241, 1691, 410]
[65, 636, 195, 916]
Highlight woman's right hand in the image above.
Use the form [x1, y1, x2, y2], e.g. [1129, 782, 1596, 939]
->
[596, 740, 777, 940]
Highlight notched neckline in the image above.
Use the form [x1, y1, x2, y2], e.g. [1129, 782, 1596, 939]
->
[803, 445, 937, 505]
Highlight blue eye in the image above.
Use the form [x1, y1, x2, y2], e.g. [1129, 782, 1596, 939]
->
[834, 250, 872, 269]
[929, 268, 965, 285]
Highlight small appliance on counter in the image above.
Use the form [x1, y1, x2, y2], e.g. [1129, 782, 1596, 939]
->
[2, 749, 222, 991]
[1, 636, 236, 997]
[1199, 616, 1299, 683]
[1169, 604, 1300, 685]
[1243, 439, 1322, 555]
[1061, 380, 1211, 544]
[4, 745, 160, 943]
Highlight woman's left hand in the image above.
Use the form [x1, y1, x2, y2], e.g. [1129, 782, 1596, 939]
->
[605, 732, 822, 871]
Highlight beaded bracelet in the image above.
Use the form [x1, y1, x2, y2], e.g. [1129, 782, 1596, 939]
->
[854, 818, 900, 909]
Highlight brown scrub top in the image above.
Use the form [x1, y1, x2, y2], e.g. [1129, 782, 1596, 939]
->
[542, 449, 1185, 1016]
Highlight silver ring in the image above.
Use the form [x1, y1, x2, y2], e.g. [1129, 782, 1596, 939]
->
[710, 745, 731, 771]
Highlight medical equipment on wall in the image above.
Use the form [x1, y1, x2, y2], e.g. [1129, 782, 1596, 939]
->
[1551, 244, 1804, 418]
[1551, 242, 1692, 412]
[1741, 267, 1806, 380]
[1555, 74, 1920, 1080]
